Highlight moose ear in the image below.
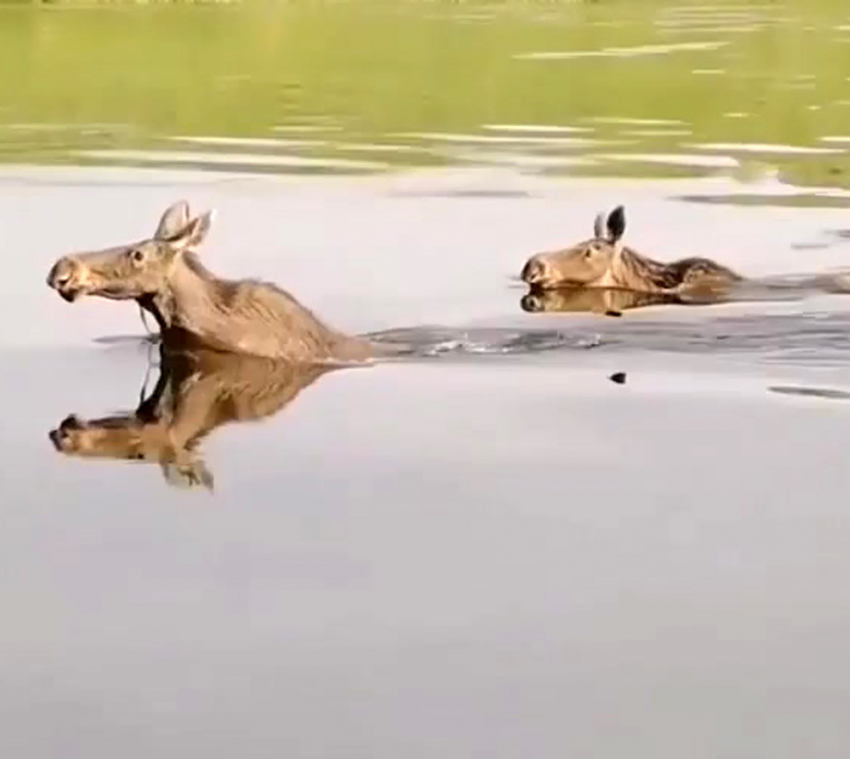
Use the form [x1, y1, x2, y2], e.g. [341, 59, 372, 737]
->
[154, 200, 191, 241]
[164, 210, 214, 251]
[593, 210, 607, 239]
[606, 205, 626, 243]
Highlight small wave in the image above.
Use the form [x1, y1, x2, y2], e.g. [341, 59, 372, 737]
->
[393, 131, 607, 147]
[93, 334, 158, 346]
[566, 311, 850, 367]
[168, 135, 327, 149]
[769, 385, 850, 400]
[366, 326, 602, 358]
[588, 117, 688, 126]
[90, 309, 850, 368]
[686, 141, 843, 155]
[91, 327, 602, 360]
[481, 124, 594, 135]
[368, 311, 850, 367]
[597, 152, 739, 168]
[75, 149, 387, 173]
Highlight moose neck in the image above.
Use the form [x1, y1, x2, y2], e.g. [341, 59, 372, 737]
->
[139, 252, 230, 345]
[609, 246, 667, 290]
[136, 251, 373, 362]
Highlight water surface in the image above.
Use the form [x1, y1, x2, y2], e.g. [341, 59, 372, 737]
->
[4, 3, 850, 758]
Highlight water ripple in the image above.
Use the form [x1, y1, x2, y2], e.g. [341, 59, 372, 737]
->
[515, 40, 729, 61]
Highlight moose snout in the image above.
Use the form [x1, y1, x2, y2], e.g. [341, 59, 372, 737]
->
[47, 257, 83, 302]
[521, 257, 547, 286]
[520, 292, 545, 312]
[48, 427, 65, 450]
[48, 415, 84, 451]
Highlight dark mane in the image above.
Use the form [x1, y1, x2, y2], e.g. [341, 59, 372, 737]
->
[182, 250, 268, 311]
[619, 247, 684, 289]
[182, 250, 305, 311]
[619, 248, 739, 290]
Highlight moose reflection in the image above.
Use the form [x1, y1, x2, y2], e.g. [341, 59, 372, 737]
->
[49, 349, 340, 491]
[519, 285, 731, 316]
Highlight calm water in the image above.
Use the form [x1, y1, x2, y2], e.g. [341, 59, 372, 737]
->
[5, 3, 850, 758]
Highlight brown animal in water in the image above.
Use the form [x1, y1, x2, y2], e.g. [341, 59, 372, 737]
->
[46, 201, 381, 363]
[48, 348, 339, 491]
[520, 205, 742, 296]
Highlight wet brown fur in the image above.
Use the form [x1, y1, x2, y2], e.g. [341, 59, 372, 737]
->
[520, 205, 742, 296]
[48, 348, 340, 491]
[46, 200, 382, 364]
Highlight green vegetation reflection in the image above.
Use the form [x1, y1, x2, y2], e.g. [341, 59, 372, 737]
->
[1, 1, 850, 190]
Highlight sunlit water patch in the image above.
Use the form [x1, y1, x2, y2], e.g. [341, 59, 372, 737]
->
[657, 16, 767, 27]
[168, 135, 328, 149]
[75, 149, 388, 174]
[481, 124, 594, 135]
[333, 143, 423, 154]
[271, 124, 342, 134]
[596, 152, 740, 169]
[688, 142, 845, 156]
[586, 117, 689, 127]
[675, 193, 850, 209]
[620, 129, 693, 137]
[662, 25, 765, 35]
[514, 40, 729, 61]
[392, 132, 606, 148]
[442, 149, 597, 170]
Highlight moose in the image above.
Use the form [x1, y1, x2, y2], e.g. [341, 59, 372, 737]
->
[520, 205, 743, 297]
[46, 200, 394, 363]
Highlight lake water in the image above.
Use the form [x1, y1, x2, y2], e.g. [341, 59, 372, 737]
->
[5, 3, 850, 758]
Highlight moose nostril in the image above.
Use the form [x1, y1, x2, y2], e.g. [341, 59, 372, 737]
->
[47, 259, 75, 289]
[521, 294, 543, 312]
[522, 259, 544, 283]
[48, 428, 65, 449]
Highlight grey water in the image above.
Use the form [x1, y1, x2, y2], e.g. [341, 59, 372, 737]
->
[5, 2, 850, 756]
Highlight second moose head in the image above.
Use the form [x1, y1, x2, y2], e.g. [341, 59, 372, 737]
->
[521, 205, 627, 290]
[520, 204, 741, 296]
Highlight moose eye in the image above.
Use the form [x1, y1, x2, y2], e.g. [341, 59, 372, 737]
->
[130, 249, 145, 263]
